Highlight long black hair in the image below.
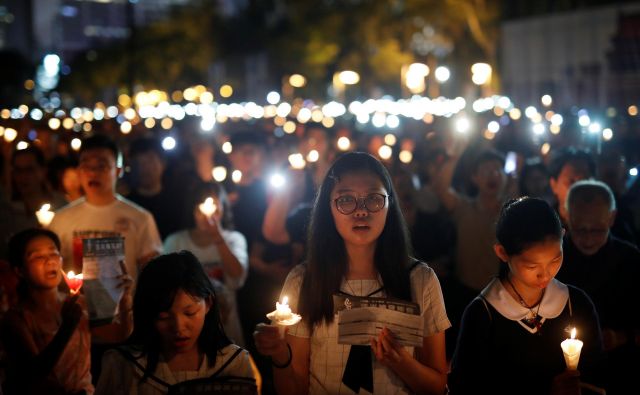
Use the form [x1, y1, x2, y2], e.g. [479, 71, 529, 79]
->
[299, 151, 414, 328]
[128, 251, 231, 380]
[495, 197, 563, 278]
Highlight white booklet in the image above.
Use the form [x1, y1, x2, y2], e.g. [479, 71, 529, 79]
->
[82, 237, 125, 323]
[333, 294, 424, 347]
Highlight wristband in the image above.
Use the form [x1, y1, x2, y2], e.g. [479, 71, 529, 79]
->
[271, 343, 292, 369]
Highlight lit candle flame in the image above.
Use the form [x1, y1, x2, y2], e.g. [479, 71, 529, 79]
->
[571, 327, 576, 339]
[35, 203, 55, 227]
[63, 270, 84, 295]
[282, 296, 288, 305]
[198, 197, 217, 217]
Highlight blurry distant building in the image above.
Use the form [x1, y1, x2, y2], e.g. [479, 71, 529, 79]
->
[1, 0, 191, 63]
[500, 2, 640, 110]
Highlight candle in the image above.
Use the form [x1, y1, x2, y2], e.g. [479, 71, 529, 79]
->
[274, 296, 293, 321]
[561, 327, 584, 370]
[267, 296, 302, 338]
[35, 203, 55, 227]
[198, 197, 217, 218]
[63, 270, 84, 295]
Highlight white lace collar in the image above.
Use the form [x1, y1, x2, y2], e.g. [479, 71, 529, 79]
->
[481, 277, 569, 333]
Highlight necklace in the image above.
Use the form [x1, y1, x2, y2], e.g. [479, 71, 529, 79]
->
[506, 277, 545, 333]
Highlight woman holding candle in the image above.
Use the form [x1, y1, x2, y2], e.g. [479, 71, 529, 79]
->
[254, 152, 451, 395]
[449, 197, 605, 395]
[163, 181, 248, 346]
[95, 251, 258, 394]
[1, 228, 133, 394]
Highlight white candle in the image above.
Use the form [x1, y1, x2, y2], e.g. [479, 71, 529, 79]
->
[274, 296, 293, 321]
[561, 327, 584, 370]
[266, 295, 302, 338]
[35, 203, 55, 227]
[198, 197, 217, 218]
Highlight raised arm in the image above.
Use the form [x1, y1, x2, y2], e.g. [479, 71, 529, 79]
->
[433, 136, 469, 212]
[262, 168, 307, 245]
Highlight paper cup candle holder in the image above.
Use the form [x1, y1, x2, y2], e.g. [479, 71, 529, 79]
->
[62, 270, 84, 295]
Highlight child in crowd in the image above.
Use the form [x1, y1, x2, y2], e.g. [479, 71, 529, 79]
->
[1, 228, 133, 395]
[96, 251, 258, 394]
[163, 182, 248, 346]
[254, 152, 450, 395]
[449, 197, 604, 395]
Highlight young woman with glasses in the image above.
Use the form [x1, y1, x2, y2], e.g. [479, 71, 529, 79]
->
[253, 151, 450, 395]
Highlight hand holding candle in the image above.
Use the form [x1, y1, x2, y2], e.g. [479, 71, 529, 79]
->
[63, 270, 84, 295]
[35, 203, 55, 227]
[561, 328, 584, 370]
[198, 197, 217, 219]
[267, 296, 302, 338]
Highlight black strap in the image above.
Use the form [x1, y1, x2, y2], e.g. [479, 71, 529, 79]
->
[114, 346, 247, 387]
[409, 259, 421, 272]
[477, 295, 492, 323]
[340, 260, 423, 393]
[115, 348, 172, 388]
[342, 344, 374, 393]
[208, 347, 245, 379]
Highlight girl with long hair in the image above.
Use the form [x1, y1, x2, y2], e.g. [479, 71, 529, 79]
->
[96, 251, 258, 394]
[254, 152, 450, 394]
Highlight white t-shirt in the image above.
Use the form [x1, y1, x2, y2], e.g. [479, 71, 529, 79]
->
[49, 195, 163, 279]
[95, 344, 256, 395]
[282, 263, 451, 395]
[163, 229, 248, 345]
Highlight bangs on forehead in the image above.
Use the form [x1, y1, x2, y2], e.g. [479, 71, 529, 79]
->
[156, 285, 208, 314]
[331, 169, 384, 185]
[155, 287, 179, 314]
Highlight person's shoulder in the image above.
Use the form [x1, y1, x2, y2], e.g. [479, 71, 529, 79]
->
[215, 344, 253, 375]
[164, 229, 189, 245]
[222, 229, 246, 242]
[461, 296, 493, 324]
[115, 195, 158, 224]
[609, 236, 640, 256]
[565, 283, 596, 307]
[410, 260, 441, 282]
[53, 197, 87, 216]
[288, 262, 306, 279]
[116, 195, 152, 214]
[1, 306, 27, 331]
[102, 346, 142, 367]
[410, 261, 434, 274]
[219, 343, 247, 358]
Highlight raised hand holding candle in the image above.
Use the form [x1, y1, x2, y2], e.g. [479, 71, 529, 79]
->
[35, 203, 55, 227]
[561, 328, 584, 370]
[63, 270, 84, 295]
[198, 197, 217, 218]
[267, 296, 302, 338]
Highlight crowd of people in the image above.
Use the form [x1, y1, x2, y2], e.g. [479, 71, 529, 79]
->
[0, 120, 638, 394]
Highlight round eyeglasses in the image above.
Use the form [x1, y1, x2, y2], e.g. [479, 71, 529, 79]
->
[333, 193, 388, 215]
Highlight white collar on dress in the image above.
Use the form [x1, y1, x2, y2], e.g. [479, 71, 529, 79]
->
[481, 277, 568, 331]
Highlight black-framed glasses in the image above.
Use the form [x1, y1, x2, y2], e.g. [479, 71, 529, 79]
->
[334, 193, 388, 215]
